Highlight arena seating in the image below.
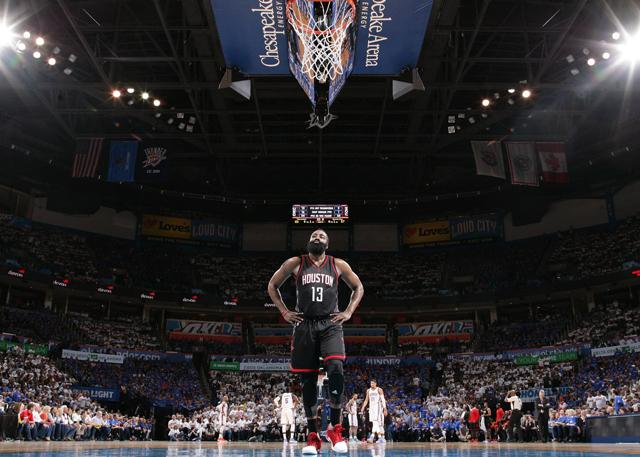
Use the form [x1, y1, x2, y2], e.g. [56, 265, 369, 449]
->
[61, 358, 208, 411]
[0, 345, 151, 441]
[69, 315, 161, 351]
[3, 214, 640, 300]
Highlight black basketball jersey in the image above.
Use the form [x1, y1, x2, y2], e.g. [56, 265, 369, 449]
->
[294, 255, 340, 317]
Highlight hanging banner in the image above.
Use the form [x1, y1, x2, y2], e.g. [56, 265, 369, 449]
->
[537, 142, 568, 183]
[141, 214, 192, 240]
[506, 142, 539, 186]
[107, 140, 138, 183]
[471, 140, 506, 179]
[210, 0, 433, 76]
[166, 319, 242, 341]
[403, 220, 450, 245]
[137, 141, 171, 183]
[397, 321, 474, 342]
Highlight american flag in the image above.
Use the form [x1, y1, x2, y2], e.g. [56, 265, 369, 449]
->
[71, 138, 104, 178]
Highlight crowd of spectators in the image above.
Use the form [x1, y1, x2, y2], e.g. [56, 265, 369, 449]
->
[0, 307, 71, 345]
[557, 301, 640, 348]
[473, 319, 568, 352]
[61, 358, 208, 412]
[0, 346, 150, 441]
[69, 315, 160, 351]
[2, 213, 640, 299]
[546, 215, 640, 282]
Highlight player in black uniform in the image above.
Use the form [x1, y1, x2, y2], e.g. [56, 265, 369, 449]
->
[268, 229, 364, 454]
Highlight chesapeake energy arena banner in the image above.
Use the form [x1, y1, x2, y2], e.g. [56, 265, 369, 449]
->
[166, 319, 242, 342]
[403, 213, 503, 246]
[397, 320, 474, 343]
[211, 0, 433, 77]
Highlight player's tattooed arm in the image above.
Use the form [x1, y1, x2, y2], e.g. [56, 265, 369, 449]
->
[331, 258, 364, 324]
[267, 257, 304, 324]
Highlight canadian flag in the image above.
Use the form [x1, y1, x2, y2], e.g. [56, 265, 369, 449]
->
[537, 142, 568, 183]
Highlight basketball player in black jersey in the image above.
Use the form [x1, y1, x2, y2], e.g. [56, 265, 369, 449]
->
[268, 229, 364, 454]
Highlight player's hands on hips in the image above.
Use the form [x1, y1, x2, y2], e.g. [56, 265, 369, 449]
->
[330, 310, 352, 324]
[282, 310, 304, 324]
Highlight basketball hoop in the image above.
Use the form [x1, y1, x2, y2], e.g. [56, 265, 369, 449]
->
[286, 0, 356, 84]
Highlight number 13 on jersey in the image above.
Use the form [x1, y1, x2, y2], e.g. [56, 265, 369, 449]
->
[312, 286, 323, 302]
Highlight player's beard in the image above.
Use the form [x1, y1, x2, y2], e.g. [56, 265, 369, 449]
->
[307, 240, 327, 256]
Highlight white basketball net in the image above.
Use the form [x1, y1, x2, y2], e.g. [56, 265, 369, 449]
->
[286, 0, 356, 83]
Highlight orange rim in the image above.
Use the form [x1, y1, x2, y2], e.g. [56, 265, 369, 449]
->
[286, 0, 356, 36]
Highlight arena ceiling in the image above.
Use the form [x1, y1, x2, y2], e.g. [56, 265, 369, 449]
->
[0, 0, 639, 207]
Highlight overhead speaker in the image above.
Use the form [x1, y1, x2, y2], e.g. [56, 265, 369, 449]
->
[219, 68, 252, 100]
[392, 68, 425, 100]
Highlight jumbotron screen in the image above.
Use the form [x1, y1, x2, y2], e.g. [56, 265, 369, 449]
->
[292, 204, 349, 224]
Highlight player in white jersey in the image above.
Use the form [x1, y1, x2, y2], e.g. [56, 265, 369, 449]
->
[275, 387, 299, 444]
[345, 393, 359, 443]
[361, 379, 387, 443]
[216, 395, 229, 442]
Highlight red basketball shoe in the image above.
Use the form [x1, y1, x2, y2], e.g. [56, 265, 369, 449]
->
[302, 431, 322, 455]
[326, 424, 348, 453]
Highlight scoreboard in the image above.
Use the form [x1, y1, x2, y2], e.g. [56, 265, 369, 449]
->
[292, 204, 349, 224]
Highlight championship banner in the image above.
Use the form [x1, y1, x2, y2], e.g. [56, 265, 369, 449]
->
[403, 220, 450, 245]
[449, 213, 503, 241]
[62, 349, 124, 364]
[71, 386, 120, 402]
[191, 220, 240, 245]
[397, 321, 473, 343]
[166, 319, 242, 342]
[537, 142, 568, 183]
[141, 214, 192, 240]
[106, 140, 138, 183]
[136, 141, 171, 183]
[210, 0, 433, 76]
[471, 140, 505, 179]
[506, 142, 539, 187]
[591, 341, 640, 358]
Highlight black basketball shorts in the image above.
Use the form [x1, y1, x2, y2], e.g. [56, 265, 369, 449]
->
[291, 317, 345, 372]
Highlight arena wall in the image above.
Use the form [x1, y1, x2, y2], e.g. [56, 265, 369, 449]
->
[613, 180, 640, 219]
[504, 198, 608, 241]
[353, 223, 399, 251]
[31, 198, 137, 240]
[242, 223, 287, 251]
[291, 228, 349, 252]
